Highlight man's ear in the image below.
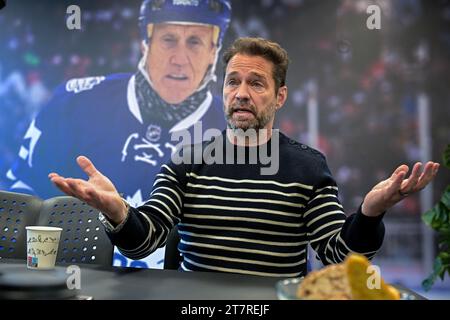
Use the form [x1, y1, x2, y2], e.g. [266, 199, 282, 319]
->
[276, 86, 288, 110]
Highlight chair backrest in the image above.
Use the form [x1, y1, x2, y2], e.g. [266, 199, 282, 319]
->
[164, 225, 182, 270]
[0, 190, 42, 259]
[37, 196, 113, 266]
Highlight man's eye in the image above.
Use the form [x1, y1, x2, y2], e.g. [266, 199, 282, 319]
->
[227, 79, 238, 86]
[252, 81, 264, 88]
[188, 38, 202, 46]
[162, 37, 176, 45]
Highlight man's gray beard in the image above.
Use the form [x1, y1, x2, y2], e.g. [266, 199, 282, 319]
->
[226, 105, 276, 132]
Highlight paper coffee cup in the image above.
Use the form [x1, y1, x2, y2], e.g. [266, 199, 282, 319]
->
[26, 226, 62, 270]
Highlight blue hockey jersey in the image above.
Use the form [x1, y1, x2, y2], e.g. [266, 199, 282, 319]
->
[7, 73, 226, 205]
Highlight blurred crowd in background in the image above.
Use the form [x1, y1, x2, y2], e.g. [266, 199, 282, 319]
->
[1, 0, 449, 292]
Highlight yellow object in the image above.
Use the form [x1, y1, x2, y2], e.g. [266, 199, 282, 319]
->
[345, 254, 400, 300]
[297, 253, 400, 300]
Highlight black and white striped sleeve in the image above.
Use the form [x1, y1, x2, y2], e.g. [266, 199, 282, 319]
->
[106, 162, 186, 260]
[304, 158, 385, 265]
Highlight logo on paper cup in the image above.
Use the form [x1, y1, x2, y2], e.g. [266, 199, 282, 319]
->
[27, 256, 38, 268]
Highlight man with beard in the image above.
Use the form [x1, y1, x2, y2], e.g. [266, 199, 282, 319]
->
[49, 38, 440, 277]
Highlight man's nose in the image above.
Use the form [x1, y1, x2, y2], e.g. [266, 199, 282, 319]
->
[235, 83, 250, 103]
[169, 45, 190, 66]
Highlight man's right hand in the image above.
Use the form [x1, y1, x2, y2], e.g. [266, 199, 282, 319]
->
[49, 155, 128, 225]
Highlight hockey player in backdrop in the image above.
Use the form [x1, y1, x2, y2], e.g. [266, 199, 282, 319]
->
[8, 0, 231, 203]
[7, 0, 231, 268]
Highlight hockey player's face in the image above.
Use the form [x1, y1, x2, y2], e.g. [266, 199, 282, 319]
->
[147, 23, 216, 104]
[223, 54, 287, 131]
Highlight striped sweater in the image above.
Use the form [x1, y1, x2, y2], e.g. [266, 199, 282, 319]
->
[106, 131, 385, 277]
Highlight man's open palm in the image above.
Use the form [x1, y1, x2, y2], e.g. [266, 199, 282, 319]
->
[362, 161, 440, 217]
[49, 156, 127, 224]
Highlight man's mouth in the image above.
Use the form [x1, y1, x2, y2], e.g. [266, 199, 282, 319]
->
[166, 74, 189, 81]
[232, 107, 255, 116]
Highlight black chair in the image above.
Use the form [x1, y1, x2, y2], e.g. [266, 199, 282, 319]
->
[164, 225, 183, 270]
[37, 196, 113, 266]
[0, 190, 42, 259]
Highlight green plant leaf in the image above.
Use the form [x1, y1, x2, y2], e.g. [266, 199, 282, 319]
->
[439, 252, 450, 260]
[422, 257, 443, 291]
[434, 256, 443, 270]
[430, 203, 450, 231]
[438, 232, 450, 247]
[438, 239, 450, 250]
[443, 144, 450, 169]
[422, 144, 450, 289]
[422, 207, 437, 227]
[437, 253, 450, 280]
[422, 277, 434, 291]
[440, 186, 450, 210]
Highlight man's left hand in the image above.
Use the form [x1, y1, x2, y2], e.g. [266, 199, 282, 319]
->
[361, 161, 440, 217]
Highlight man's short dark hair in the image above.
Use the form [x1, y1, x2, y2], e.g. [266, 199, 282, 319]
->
[0, 0, 6, 10]
[222, 37, 290, 93]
